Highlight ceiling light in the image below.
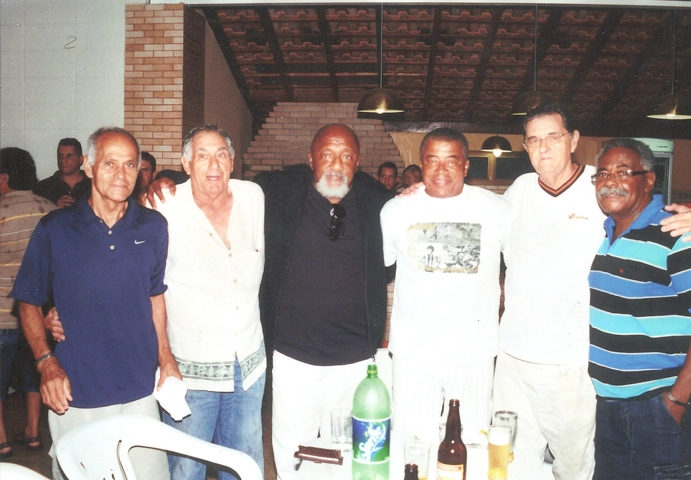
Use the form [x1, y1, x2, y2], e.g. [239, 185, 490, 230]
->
[481, 135, 512, 157]
[647, 11, 691, 120]
[512, 6, 545, 116]
[357, 5, 404, 115]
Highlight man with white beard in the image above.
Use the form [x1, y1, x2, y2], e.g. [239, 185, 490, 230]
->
[253, 123, 393, 480]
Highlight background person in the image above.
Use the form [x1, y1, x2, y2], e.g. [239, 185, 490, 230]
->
[377, 161, 399, 192]
[401, 164, 422, 189]
[33, 138, 91, 208]
[131, 151, 157, 202]
[0, 147, 55, 459]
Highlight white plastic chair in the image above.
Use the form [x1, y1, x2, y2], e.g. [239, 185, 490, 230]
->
[55, 413, 262, 480]
[0, 463, 50, 479]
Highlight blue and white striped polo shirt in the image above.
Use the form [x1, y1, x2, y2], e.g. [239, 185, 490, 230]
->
[589, 195, 691, 399]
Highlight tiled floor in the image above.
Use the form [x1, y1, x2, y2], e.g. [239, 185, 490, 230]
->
[2, 380, 278, 480]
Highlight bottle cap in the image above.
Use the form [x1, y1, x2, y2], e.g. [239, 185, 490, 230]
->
[367, 364, 378, 376]
[405, 463, 419, 474]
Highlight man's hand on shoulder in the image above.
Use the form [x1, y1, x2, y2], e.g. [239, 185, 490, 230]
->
[661, 204, 691, 241]
[146, 176, 176, 209]
[396, 181, 424, 198]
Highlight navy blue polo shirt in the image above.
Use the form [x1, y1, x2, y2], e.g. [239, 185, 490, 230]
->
[11, 195, 168, 408]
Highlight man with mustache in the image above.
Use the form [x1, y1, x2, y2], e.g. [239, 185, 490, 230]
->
[589, 138, 691, 479]
[253, 123, 392, 479]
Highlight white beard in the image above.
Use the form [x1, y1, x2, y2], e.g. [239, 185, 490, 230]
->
[314, 171, 350, 199]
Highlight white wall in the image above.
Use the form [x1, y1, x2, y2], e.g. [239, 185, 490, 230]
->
[203, 19, 253, 177]
[0, 0, 138, 180]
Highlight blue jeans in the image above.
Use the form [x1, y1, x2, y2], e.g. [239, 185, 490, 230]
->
[0, 329, 19, 400]
[594, 394, 691, 480]
[162, 360, 265, 480]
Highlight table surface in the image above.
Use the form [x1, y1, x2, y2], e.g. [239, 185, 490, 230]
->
[296, 432, 495, 480]
[295, 431, 556, 480]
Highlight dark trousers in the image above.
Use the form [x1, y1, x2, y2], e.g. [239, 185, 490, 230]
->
[594, 394, 691, 480]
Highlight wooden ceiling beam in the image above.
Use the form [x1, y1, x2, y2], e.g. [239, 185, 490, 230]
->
[421, 6, 443, 120]
[592, 12, 671, 132]
[256, 7, 294, 100]
[317, 8, 339, 101]
[561, 10, 624, 104]
[464, 8, 503, 123]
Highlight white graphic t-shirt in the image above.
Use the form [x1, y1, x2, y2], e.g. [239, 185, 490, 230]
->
[380, 185, 510, 365]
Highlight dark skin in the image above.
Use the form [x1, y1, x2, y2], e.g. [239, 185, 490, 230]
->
[595, 147, 691, 424]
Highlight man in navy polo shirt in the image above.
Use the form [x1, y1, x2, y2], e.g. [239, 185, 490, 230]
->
[13, 127, 180, 480]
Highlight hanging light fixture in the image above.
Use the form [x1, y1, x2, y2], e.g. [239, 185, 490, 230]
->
[647, 11, 691, 120]
[512, 5, 546, 116]
[357, 5, 404, 114]
[481, 135, 513, 157]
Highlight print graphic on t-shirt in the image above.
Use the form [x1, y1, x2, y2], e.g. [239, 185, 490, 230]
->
[407, 222, 481, 273]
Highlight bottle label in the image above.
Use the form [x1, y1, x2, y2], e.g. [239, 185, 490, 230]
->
[437, 462, 464, 480]
[352, 416, 390, 463]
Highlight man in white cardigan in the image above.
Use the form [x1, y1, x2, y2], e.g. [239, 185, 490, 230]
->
[154, 125, 266, 480]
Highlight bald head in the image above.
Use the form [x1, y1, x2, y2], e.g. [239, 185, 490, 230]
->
[308, 124, 361, 203]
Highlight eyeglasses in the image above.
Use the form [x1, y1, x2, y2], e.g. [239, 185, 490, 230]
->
[329, 204, 346, 241]
[523, 132, 570, 149]
[590, 170, 650, 185]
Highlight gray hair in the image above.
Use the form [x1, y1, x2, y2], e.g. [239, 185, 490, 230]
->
[182, 125, 235, 161]
[595, 138, 655, 172]
[86, 127, 141, 168]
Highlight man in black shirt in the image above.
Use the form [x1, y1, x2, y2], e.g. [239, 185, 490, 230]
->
[34, 138, 91, 208]
[254, 124, 392, 479]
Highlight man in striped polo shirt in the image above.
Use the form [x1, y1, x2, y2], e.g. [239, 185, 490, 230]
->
[589, 138, 691, 479]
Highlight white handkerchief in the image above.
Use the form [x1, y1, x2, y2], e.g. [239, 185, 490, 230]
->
[154, 368, 191, 421]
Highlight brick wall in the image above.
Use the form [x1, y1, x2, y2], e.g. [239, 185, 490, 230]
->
[125, 4, 206, 169]
[243, 102, 405, 179]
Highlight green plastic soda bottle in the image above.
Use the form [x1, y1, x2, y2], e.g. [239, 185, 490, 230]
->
[352, 363, 391, 480]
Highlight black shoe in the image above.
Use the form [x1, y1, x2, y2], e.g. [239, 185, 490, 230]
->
[0, 442, 12, 460]
[13, 432, 43, 451]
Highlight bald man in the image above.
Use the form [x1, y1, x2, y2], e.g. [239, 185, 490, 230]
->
[254, 124, 393, 480]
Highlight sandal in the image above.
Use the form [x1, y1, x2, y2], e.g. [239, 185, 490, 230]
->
[0, 442, 12, 460]
[13, 432, 43, 451]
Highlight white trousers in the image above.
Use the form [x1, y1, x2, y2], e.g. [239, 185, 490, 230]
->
[48, 394, 169, 480]
[493, 350, 596, 480]
[392, 354, 494, 445]
[272, 351, 370, 480]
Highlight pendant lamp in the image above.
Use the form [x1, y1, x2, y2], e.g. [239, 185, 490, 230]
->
[481, 135, 512, 157]
[647, 11, 691, 120]
[357, 6, 404, 114]
[512, 6, 545, 115]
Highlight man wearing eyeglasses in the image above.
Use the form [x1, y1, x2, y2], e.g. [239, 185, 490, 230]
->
[493, 101, 616, 480]
[380, 127, 510, 445]
[588, 138, 691, 478]
[494, 103, 691, 480]
[253, 123, 393, 480]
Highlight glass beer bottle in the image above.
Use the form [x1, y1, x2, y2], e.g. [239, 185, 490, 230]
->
[437, 399, 466, 480]
[404, 463, 420, 480]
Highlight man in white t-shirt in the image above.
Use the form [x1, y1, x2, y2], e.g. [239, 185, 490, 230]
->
[380, 128, 510, 444]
